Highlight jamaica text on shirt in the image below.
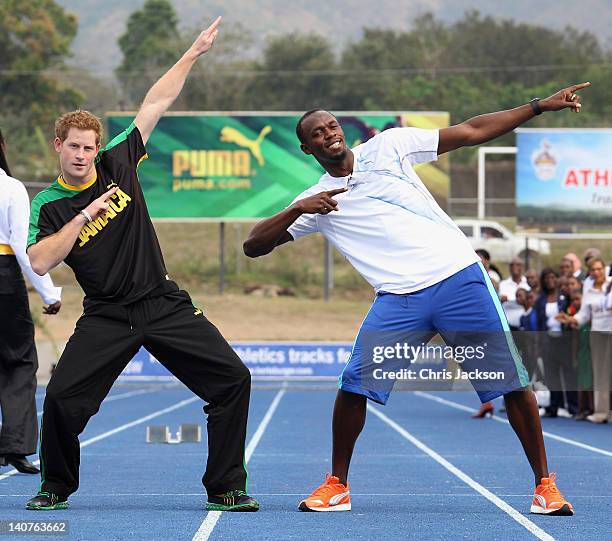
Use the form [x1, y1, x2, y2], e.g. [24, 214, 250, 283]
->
[78, 188, 132, 247]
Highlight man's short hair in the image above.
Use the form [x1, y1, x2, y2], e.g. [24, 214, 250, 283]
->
[583, 247, 601, 263]
[295, 109, 328, 144]
[55, 110, 103, 145]
[475, 248, 491, 261]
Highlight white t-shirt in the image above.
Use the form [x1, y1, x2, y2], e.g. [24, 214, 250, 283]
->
[499, 276, 529, 302]
[499, 276, 530, 328]
[0, 168, 61, 304]
[574, 279, 612, 332]
[287, 128, 479, 294]
[545, 302, 561, 333]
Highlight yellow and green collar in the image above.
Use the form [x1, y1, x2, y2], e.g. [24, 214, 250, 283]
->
[57, 169, 98, 191]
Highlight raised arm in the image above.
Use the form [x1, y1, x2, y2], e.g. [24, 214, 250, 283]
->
[134, 16, 221, 144]
[437, 82, 591, 155]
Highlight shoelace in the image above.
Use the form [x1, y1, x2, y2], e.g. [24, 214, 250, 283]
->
[310, 480, 342, 499]
[539, 473, 566, 500]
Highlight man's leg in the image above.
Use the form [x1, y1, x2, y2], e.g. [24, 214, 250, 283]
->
[0, 263, 39, 464]
[141, 288, 254, 508]
[29, 302, 141, 507]
[433, 262, 572, 515]
[301, 291, 435, 512]
[503, 388, 548, 485]
[332, 390, 366, 486]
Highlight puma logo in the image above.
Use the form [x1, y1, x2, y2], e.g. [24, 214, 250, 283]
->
[220, 126, 272, 166]
[106, 181, 118, 189]
[329, 491, 350, 505]
[194, 308, 204, 316]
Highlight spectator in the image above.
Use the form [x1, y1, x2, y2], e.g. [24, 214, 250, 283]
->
[583, 248, 610, 290]
[558, 275, 571, 306]
[564, 252, 584, 280]
[514, 287, 536, 379]
[475, 249, 502, 288]
[534, 268, 577, 417]
[559, 257, 574, 279]
[558, 258, 611, 423]
[566, 290, 593, 420]
[499, 257, 529, 330]
[0, 128, 62, 474]
[525, 269, 540, 295]
[519, 289, 540, 380]
[474, 258, 526, 420]
[568, 275, 582, 293]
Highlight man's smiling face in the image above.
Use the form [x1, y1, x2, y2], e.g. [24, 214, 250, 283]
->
[300, 111, 348, 163]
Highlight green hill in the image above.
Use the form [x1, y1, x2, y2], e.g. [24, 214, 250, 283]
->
[56, 0, 612, 76]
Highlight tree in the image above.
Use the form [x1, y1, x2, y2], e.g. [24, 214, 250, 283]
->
[0, 0, 82, 179]
[116, 0, 182, 107]
[246, 34, 338, 110]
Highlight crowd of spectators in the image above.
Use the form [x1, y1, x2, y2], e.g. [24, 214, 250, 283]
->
[475, 248, 611, 424]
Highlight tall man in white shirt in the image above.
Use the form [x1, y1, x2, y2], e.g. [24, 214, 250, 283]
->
[244, 82, 590, 516]
[0, 130, 61, 474]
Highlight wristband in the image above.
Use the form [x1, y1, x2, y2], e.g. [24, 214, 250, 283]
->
[529, 98, 542, 116]
[79, 209, 93, 223]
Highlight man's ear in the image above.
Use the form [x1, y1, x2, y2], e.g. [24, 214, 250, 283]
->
[300, 143, 312, 155]
[53, 137, 62, 153]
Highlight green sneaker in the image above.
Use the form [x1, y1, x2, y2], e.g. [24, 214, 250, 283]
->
[206, 490, 259, 512]
[26, 492, 69, 511]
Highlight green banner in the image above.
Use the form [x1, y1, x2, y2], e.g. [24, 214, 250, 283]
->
[107, 112, 449, 219]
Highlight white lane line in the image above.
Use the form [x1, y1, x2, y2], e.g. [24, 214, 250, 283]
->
[192, 386, 286, 541]
[24, 389, 161, 419]
[104, 388, 159, 403]
[0, 396, 199, 482]
[414, 391, 612, 458]
[3, 492, 610, 498]
[368, 403, 555, 541]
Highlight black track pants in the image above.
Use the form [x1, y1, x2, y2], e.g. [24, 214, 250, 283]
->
[0, 256, 38, 456]
[39, 282, 251, 498]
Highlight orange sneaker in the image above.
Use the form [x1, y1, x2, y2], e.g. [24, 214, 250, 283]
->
[298, 474, 351, 512]
[530, 473, 574, 516]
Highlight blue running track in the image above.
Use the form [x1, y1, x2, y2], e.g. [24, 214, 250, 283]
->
[1, 383, 610, 540]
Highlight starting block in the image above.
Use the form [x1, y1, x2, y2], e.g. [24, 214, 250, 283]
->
[146, 423, 201, 444]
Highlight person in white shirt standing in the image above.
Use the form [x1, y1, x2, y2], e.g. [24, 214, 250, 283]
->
[244, 82, 590, 516]
[499, 257, 530, 330]
[558, 257, 612, 423]
[0, 129, 61, 474]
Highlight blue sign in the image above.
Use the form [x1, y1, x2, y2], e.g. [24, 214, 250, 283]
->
[516, 128, 612, 231]
[119, 342, 354, 380]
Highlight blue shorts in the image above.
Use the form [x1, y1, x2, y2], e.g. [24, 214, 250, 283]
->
[339, 262, 530, 404]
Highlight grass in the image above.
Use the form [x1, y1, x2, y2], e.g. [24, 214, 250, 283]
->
[28, 285, 371, 344]
[33, 221, 611, 343]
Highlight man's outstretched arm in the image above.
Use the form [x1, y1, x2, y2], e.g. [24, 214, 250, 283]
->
[437, 82, 590, 155]
[134, 16, 221, 144]
[244, 188, 347, 257]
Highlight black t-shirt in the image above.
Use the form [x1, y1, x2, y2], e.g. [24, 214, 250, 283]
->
[28, 123, 168, 304]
